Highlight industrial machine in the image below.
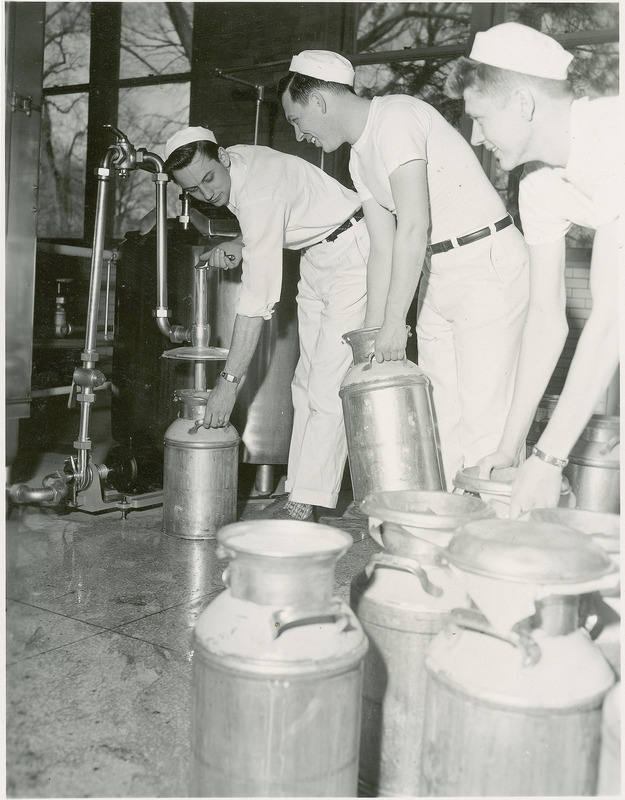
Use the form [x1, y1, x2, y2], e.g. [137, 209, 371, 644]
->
[7, 125, 281, 516]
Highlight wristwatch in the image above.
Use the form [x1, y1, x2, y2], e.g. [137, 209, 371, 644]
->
[220, 371, 241, 385]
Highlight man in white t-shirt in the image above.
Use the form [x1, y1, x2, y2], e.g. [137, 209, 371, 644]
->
[162, 127, 369, 521]
[279, 51, 530, 487]
[445, 22, 620, 516]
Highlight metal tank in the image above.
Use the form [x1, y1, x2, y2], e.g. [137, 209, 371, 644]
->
[526, 397, 620, 513]
[191, 520, 368, 797]
[454, 465, 573, 517]
[597, 682, 621, 796]
[339, 327, 444, 502]
[565, 415, 620, 513]
[421, 519, 619, 797]
[352, 490, 493, 797]
[112, 224, 300, 486]
[163, 389, 239, 539]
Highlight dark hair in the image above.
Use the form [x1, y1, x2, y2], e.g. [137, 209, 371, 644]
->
[164, 139, 221, 178]
[445, 57, 573, 101]
[277, 71, 355, 104]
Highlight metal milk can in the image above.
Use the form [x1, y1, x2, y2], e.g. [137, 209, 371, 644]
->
[526, 398, 620, 513]
[339, 327, 445, 502]
[421, 519, 618, 797]
[597, 681, 621, 795]
[163, 389, 239, 539]
[352, 490, 493, 797]
[522, 506, 621, 678]
[190, 520, 368, 797]
[454, 465, 573, 517]
[564, 415, 620, 513]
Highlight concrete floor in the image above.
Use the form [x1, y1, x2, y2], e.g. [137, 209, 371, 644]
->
[6, 400, 380, 798]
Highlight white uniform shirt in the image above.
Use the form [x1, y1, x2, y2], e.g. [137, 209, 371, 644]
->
[226, 145, 361, 318]
[519, 96, 620, 245]
[349, 95, 505, 244]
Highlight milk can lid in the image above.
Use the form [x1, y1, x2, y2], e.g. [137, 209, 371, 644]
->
[453, 466, 570, 497]
[361, 490, 492, 529]
[217, 520, 352, 560]
[445, 518, 616, 584]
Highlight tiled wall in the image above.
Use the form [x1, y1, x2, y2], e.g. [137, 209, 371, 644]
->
[547, 247, 619, 415]
[546, 248, 593, 395]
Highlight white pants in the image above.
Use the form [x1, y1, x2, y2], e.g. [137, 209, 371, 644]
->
[285, 218, 369, 507]
[416, 224, 530, 489]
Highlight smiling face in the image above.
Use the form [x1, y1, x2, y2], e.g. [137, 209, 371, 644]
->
[281, 91, 341, 153]
[172, 149, 231, 206]
[463, 87, 532, 171]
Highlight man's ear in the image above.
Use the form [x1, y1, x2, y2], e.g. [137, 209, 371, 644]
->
[309, 90, 328, 114]
[218, 147, 231, 168]
[516, 86, 536, 122]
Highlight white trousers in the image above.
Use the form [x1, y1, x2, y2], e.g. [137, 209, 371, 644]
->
[285, 218, 369, 507]
[416, 224, 530, 489]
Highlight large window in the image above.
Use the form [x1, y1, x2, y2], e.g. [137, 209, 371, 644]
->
[38, 2, 194, 241]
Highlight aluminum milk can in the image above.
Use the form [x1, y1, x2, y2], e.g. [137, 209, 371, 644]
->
[421, 519, 618, 797]
[190, 520, 368, 797]
[565, 415, 620, 513]
[526, 398, 620, 513]
[597, 681, 621, 795]
[454, 465, 573, 517]
[340, 327, 445, 502]
[352, 490, 493, 797]
[163, 389, 239, 539]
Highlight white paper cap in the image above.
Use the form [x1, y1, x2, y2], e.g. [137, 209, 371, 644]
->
[289, 50, 355, 86]
[470, 22, 573, 81]
[165, 127, 217, 161]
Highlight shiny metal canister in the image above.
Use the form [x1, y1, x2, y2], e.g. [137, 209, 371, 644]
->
[163, 389, 239, 539]
[454, 465, 573, 518]
[526, 398, 620, 513]
[421, 519, 617, 797]
[191, 520, 368, 797]
[352, 491, 492, 797]
[564, 415, 620, 513]
[340, 327, 445, 502]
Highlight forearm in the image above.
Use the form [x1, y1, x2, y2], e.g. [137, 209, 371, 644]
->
[384, 222, 426, 324]
[498, 309, 568, 457]
[222, 314, 266, 382]
[536, 312, 619, 458]
[364, 247, 392, 326]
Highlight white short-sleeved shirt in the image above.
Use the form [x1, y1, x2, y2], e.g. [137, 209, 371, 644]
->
[519, 96, 620, 245]
[226, 145, 361, 318]
[349, 95, 506, 244]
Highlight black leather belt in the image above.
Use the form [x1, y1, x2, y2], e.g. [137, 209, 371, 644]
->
[323, 208, 364, 243]
[427, 214, 513, 256]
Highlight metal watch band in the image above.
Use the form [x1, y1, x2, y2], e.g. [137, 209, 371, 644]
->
[531, 446, 569, 469]
[220, 371, 240, 384]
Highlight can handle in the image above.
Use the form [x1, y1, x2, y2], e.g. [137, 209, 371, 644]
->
[449, 607, 541, 667]
[366, 553, 443, 598]
[271, 600, 353, 638]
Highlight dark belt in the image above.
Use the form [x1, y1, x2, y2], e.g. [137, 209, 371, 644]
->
[427, 214, 513, 256]
[323, 208, 364, 243]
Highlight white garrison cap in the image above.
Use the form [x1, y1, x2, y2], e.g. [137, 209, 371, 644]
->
[470, 22, 573, 80]
[289, 50, 355, 86]
[165, 126, 217, 160]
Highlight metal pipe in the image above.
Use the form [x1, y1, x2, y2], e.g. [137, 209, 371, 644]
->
[74, 146, 119, 489]
[8, 474, 68, 505]
[141, 151, 187, 343]
[192, 266, 210, 349]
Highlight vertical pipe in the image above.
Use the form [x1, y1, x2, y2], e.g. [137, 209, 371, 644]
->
[194, 363, 207, 393]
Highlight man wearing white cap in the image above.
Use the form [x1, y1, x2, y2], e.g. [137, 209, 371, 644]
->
[162, 126, 369, 522]
[445, 22, 620, 516]
[280, 50, 530, 488]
